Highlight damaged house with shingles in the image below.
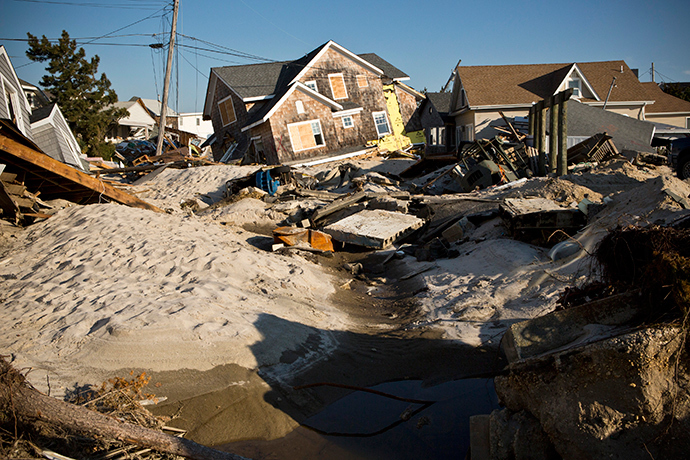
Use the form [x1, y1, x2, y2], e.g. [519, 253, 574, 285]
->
[448, 60, 656, 142]
[202, 40, 424, 164]
[30, 103, 88, 172]
[1, 45, 33, 141]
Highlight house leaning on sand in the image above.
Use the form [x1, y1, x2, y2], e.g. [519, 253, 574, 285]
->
[202, 40, 425, 164]
[446, 59, 690, 144]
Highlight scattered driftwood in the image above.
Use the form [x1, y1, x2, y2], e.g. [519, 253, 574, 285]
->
[0, 357, 249, 460]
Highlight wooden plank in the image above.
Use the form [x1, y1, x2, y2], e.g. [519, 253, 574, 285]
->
[0, 134, 163, 213]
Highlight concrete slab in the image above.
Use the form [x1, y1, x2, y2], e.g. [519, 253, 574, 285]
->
[500, 291, 646, 363]
[323, 209, 425, 249]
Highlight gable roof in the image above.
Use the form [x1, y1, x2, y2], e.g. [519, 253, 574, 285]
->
[204, 40, 411, 131]
[28, 102, 87, 171]
[242, 82, 343, 132]
[455, 60, 651, 108]
[205, 41, 408, 110]
[641, 82, 690, 114]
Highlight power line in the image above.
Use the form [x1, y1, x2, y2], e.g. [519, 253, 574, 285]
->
[175, 33, 276, 63]
[11, 0, 168, 9]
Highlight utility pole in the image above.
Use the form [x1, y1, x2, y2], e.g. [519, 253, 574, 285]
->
[651, 62, 655, 83]
[156, 0, 179, 157]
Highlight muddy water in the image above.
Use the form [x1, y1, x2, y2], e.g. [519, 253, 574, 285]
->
[221, 378, 498, 459]
[150, 247, 504, 459]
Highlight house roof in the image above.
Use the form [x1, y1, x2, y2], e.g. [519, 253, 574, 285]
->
[29, 103, 55, 123]
[129, 97, 178, 117]
[641, 82, 690, 114]
[210, 43, 409, 101]
[426, 92, 453, 114]
[456, 60, 651, 108]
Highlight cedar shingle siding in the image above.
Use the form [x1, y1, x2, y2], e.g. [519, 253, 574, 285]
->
[205, 41, 416, 164]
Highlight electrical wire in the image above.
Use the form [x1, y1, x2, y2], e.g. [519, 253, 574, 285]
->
[10, 0, 168, 9]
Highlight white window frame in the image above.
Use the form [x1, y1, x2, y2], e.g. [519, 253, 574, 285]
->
[328, 73, 348, 100]
[342, 115, 354, 128]
[568, 77, 582, 98]
[2, 76, 24, 131]
[372, 111, 391, 137]
[305, 80, 318, 92]
[295, 100, 305, 114]
[217, 94, 237, 127]
[287, 119, 326, 152]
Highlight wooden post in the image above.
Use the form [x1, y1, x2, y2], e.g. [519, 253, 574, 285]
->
[558, 99, 568, 176]
[528, 106, 535, 136]
[549, 96, 558, 174]
[155, 0, 179, 157]
[538, 101, 547, 176]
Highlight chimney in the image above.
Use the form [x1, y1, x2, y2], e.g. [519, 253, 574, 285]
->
[631, 68, 639, 78]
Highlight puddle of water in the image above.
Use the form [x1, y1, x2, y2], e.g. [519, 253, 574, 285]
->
[221, 378, 498, 460]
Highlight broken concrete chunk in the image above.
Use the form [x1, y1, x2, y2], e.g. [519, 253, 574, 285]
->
[323, 209, 424, 249]
[441, 216, 475, 243]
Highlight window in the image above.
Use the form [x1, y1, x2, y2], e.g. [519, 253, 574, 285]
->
[372, 111, 390, 137]
[686, 117, 690, 129]
[196, 117, 200, 126]
[568, 76, 582, 98]
[296, 100, 305, 114]
[357, 75, 368, 88]
[342, 115, 354, 128]
[328, 73, 348, 100]
[3, 78, 23, 130]
[218, 96, 236, 126]
[305, 81, 318, 92]
[288, 119, 325, 152]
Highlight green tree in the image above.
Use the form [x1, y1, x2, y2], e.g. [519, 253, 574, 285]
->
[661, 83, 690, 103]
[26, 30, 128, 158]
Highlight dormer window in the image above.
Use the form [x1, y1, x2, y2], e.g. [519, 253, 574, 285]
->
[305, 81, 317, 92]
[568, 76, 582, 98]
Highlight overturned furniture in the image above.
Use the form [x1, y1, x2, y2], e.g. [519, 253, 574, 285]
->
[567, 132, 619, 165]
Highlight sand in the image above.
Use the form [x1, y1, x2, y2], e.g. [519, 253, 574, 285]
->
[1, 158, 689, 445]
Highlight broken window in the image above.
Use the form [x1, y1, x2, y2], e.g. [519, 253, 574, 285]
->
[357, 75, 368, 88]
[342, 115, 354, 128]
[328, 74, 348, 100]
[288, 119, 325, 152]
[218, 96, 236, 126]
[372, 111, 390, 137]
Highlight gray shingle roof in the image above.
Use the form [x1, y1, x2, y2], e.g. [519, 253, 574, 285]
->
[357, 53, 408, 80]
[212, 45, 408, 101]
[425, 92, 452, 114]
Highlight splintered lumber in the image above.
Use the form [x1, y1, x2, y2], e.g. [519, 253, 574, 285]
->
[323, 209, 425, 249]
[0, 358, 248, 460]
[0, 133, 162, 212]
[310, 191, 367, 224]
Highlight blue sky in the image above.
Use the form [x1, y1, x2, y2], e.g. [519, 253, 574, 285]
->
[1, 0, 688, 114]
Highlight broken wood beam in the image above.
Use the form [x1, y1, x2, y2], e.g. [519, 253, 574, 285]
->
[310, 191, 367, 224]
[0, 133, 163, 213]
